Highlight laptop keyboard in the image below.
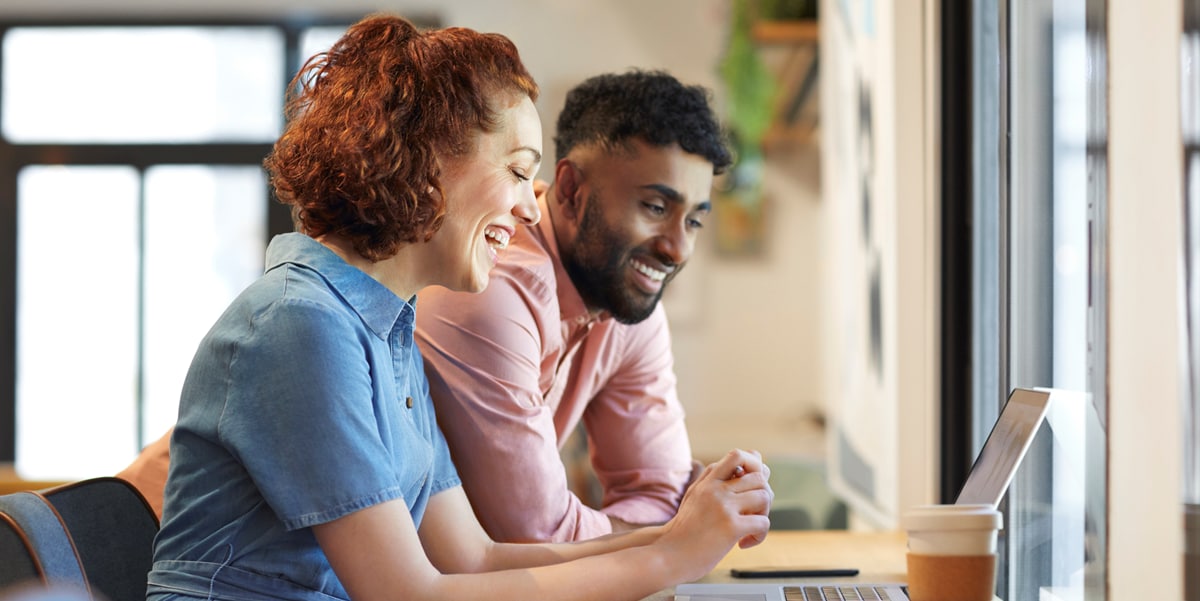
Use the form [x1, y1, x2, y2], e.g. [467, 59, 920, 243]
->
[783, 585, 894, 600]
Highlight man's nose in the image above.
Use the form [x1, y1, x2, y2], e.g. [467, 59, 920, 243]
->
[654, 219, 693, 265]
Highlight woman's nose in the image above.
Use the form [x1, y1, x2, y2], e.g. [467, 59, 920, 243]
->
[514, 184, 541, 225]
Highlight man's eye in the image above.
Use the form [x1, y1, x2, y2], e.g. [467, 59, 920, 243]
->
[643, 202, 666, 215]
[687, 218, 705, 229]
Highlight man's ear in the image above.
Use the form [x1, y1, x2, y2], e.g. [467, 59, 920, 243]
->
[553, 158, 584, 221]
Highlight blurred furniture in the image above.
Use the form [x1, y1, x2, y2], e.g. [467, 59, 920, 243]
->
[0, 477, 158, 601]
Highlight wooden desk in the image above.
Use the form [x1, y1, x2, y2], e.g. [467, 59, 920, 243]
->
[643, 530, 908, 601]
[0, 464, 67, 496]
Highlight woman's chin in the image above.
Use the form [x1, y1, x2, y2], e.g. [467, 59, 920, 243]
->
[458, 270, 492, 294]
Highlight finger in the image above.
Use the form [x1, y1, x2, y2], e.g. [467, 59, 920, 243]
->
[739, 532, 768, 549]
[725, 471, 771, 494]
[735, 514, 772, 548]
[693, 462, 717, 484]
[739, 451, 768, 472]
[741, 486, 775, 517]
[716, 449, 769, 481]
[728, 482, 774, 513]
[709, 450, 752, 480]
[732, 450, 767, 476]
[680, 462, 718, 504]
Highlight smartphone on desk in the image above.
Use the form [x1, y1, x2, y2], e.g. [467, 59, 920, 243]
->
[730, 567, 860, 579]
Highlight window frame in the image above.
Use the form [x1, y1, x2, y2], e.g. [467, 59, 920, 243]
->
[945, 0, 1107, 599]
[0, 14, 424, 463]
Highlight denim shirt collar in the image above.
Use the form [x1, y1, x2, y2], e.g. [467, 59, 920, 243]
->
[264, 233, 416, 342]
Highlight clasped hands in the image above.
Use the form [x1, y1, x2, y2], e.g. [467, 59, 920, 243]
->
[657, 449, 774, 581]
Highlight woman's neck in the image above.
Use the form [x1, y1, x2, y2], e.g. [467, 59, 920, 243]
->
[315, 233, 422, 300]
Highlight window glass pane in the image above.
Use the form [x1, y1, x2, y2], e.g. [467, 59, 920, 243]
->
[1186, 151, 1200, 600]
[16, 166, 140, 479]
[1181, 0, 1200, 595]
[2, 27, 284, 143]
[1051, 28, 1089, 392]
[1000, 0, 1099, 600]
[972, 0, 1003, 451]
[299, 26, 348, 69]
[142, 166, 267, 441]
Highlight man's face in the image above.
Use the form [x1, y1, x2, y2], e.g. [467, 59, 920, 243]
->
[559, 139, 714, 324]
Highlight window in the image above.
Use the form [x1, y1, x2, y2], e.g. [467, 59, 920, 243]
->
[959, 0, 1106, 599]
[2, 26, 284, 144]
[1181, 0, 1200, 593]
[0, 17, 418, 479]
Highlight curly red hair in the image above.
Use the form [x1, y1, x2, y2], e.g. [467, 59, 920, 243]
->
[264, 14, 539, 262]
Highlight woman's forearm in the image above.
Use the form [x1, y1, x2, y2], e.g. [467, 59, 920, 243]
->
[479, 524, 665, 571]
[429, 543, 682, 601]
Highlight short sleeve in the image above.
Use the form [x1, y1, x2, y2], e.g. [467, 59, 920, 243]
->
[219, 298, 405, 530]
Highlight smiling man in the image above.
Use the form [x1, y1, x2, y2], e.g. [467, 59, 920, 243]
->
[414, 70, 732, 542]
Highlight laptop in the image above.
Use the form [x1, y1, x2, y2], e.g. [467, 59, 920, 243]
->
[674, 387, 1053, 601]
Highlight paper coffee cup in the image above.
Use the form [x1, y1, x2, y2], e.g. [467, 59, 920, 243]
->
[903, 504, 1002, 601]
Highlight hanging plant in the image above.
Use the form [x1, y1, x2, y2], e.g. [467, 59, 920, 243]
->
[719, 0, 776, 185]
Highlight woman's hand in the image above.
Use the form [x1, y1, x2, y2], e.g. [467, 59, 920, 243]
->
[657, 449, 774, 581]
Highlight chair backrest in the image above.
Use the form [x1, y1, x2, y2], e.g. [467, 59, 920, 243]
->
[0, 477, 159, 601]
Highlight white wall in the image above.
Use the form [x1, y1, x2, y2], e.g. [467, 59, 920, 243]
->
[1107, 0, 1184, 597]
[817, 0, 939, 528]
[0, 0, 828, 463]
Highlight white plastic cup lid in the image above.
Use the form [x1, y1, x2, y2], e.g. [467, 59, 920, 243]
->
[903, 504, 1002, 556]
[903, 504, 1003, 532]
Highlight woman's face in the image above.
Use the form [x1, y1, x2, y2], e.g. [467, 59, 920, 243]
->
[431, 94, 542, 293]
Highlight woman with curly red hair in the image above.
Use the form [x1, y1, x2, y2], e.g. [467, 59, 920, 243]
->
[145, 14, 771, 601]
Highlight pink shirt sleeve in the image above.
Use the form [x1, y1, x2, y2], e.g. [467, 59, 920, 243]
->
[582, 307, 693, 525]
[416, 266, 691, 542]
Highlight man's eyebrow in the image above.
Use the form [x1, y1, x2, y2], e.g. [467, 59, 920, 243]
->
[641, 183, 683, 202]
[641, 183, 711, 212]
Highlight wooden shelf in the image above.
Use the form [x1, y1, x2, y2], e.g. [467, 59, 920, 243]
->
[752, 19, 819, 45]
[750, 18, 820, 152]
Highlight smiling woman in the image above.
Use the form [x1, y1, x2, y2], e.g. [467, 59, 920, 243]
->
[139, 13, 772, 601]
[429, 93, 542, 293]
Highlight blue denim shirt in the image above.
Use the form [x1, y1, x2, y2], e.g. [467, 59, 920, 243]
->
[147, 233, 460, 601]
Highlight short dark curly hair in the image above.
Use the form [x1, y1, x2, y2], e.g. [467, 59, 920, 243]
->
[264, 14, 539, 262]
[553, 70, 731, 174]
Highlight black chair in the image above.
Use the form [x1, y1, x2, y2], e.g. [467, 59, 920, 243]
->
[0, 477, 159, 601]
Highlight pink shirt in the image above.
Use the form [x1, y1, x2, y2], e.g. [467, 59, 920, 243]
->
[415, 196, 694, 543]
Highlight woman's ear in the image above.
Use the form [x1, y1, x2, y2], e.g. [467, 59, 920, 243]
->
[553, 158, 583, 221]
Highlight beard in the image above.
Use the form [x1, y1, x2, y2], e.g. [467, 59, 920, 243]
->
[560, 192, 680, 325]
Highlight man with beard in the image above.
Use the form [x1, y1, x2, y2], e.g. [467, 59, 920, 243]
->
[117, 70, 735, 541]
[413, 69, 732, 542]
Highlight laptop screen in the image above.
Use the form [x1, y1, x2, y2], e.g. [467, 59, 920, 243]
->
[955, 388, 1053, 506]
